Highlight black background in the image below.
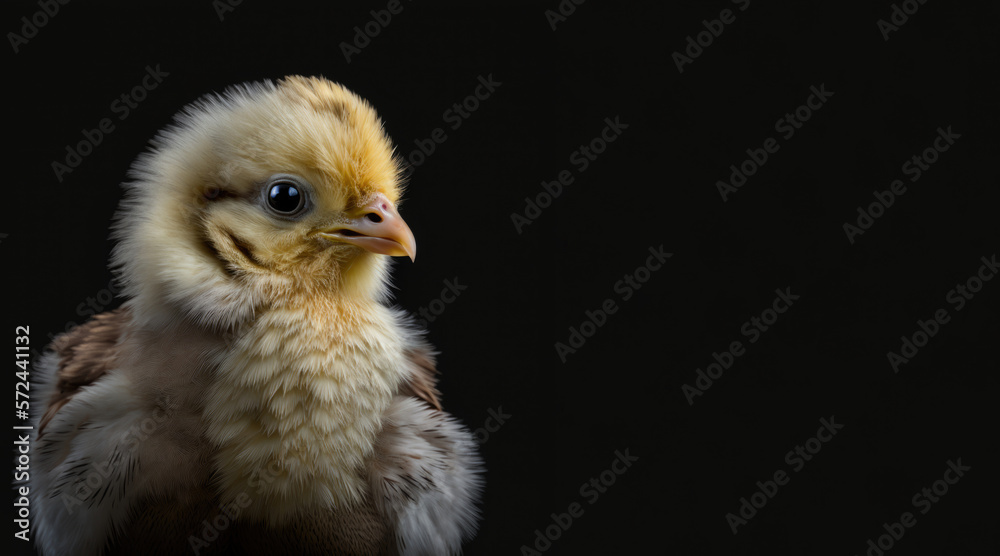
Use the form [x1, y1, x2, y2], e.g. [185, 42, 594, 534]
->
[6, 1, 999, 555]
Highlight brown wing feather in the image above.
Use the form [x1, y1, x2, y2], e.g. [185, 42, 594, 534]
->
[39, 308, 130, 437]
[399, 346, 442, 411]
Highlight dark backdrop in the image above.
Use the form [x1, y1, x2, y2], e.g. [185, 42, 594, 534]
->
[6, 1, 998, 555]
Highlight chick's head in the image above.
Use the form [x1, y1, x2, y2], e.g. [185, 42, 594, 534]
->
[112, 76, 415, 329]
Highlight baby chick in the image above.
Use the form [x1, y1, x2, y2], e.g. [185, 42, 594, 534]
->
[30, 76, 482, 555]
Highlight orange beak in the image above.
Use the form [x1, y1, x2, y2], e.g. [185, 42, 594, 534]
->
[319, 193, 416, 261]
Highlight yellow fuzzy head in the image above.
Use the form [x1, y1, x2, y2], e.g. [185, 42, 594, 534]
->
[112, 76, 414, 329]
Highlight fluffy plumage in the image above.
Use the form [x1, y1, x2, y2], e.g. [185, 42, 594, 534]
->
[29, 76, 482, 555]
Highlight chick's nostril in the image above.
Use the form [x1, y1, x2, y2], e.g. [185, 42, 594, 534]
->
[365, 212, 383, 223]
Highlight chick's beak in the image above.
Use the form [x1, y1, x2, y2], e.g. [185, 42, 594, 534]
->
[319, 194, 416, 261]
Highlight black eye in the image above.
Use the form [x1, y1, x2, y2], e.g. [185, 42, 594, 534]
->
[267, 182, 303, 213]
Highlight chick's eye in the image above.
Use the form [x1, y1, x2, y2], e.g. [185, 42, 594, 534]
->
[267, 182, 303, 213]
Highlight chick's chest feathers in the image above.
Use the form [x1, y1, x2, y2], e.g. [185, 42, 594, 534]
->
[204, 296, 412, 520]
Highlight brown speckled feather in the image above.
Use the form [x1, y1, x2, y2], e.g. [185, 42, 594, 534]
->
[400, 346, 442, 411]
[38, 308, 130, 437]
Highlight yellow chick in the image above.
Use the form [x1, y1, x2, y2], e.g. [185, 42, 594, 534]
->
[30, 76, 482, 555]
